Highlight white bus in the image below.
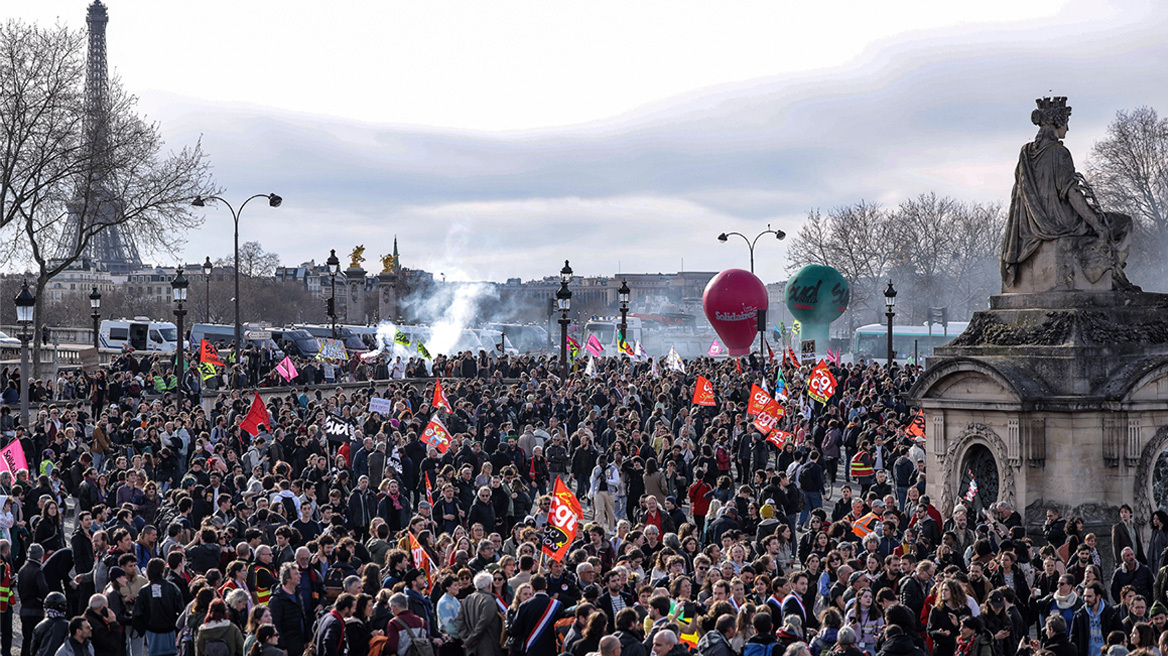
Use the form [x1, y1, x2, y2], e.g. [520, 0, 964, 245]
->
[852, 322, 969, 363]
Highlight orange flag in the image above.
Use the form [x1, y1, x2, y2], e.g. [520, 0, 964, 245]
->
[432, 378, 452, 413]
[692, 376, 715, 406]
[906, 408, 926, 441]
[541, 477, 582, 561]
[748, 384, 772, 416]
[200, 339, 224, 367]
[408, 532, 434, 591]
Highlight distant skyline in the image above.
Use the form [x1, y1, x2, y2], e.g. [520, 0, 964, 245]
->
[7, 0, 1168, 284]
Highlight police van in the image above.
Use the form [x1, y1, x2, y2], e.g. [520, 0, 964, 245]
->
[99, 318, 181, 352]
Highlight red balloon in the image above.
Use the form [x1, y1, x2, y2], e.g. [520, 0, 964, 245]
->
[702, 269, 769, 356]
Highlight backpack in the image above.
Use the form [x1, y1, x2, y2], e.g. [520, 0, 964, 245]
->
[324, 566, 347, 602]
[391, 617, 434, 656]
[715, 445, 731, 471]
[743, 641, 782, 656]
[798, 463, 816, 491]
[203, 635, 231, 656]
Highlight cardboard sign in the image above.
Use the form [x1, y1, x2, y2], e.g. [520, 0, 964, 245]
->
[368, 397, 394, 415]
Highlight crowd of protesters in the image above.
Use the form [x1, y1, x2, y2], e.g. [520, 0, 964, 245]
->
[0, 347, 1165, 656]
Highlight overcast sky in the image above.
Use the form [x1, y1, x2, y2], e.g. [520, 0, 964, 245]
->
[10, 0, 1168, 284]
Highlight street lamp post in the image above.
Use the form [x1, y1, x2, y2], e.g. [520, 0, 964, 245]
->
[172, 267, 189, 386]
[884, 280, 897, 369]
[192, 193, 282, 364]
[202, 256, 213, 323]
[89, 286, 101, 351]
[717, 224, 786, 273]
[14, 281, 35, 429]
[326, 249, 340, 339]
[618, 279, 630, 342]
[556, 260, 573, 378]
[756, 308, 767, 375]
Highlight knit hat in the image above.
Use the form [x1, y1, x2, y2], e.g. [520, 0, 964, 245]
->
[1151, 602, 1168, 618]
[760, 504, 775, 519]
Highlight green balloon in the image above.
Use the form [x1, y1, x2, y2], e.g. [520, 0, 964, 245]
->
[785, 265, 850, 324]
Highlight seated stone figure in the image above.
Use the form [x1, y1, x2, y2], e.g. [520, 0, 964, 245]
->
[1000, 96, 1138, 292]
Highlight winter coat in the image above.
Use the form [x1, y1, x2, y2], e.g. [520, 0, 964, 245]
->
[195, 619, 245, 656]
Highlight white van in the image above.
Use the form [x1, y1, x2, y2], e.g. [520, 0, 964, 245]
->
[100, 318, 180, 352]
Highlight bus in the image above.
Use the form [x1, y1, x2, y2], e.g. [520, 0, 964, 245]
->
[852, 322, 969, 362]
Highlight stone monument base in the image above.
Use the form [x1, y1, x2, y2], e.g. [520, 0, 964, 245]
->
[910, 290, 1168, 543]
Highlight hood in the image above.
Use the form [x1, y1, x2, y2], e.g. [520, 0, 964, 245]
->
[199, 619, 234, 636]
[881, 634, 919, 655]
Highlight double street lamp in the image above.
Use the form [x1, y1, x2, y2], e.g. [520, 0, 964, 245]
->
[884, 280, 898, 369]
[556, 261, 573, 378]
[172, 267, 189, 385]
[618, 279, 630, 342]
[326, 249, 341, 338]
[192, 192, 282, 364]
[89, 287, 101, 351]
[14, 281, 35, 429]
[717, 224, 786, 273]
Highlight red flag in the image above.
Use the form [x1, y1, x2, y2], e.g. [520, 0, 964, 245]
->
[765, 339, 775, 363]
[766, 430, 794, 449]
[425, 472, 434, 507]
[748, 384, 773, 416]
[200, 339, 224, 366]
[541, 477, 583, 561]
[787, 346, 800, 367]
[807, 360, 838, 404]
[735, 359, 742, 374]
[692, 376, 715, 406]
[432, 378, 452, 413]
[753, 399, 785, 435]
[408, 532, 434, 591]
[239, 392, 270, 436]
[421, 416, 452, 454]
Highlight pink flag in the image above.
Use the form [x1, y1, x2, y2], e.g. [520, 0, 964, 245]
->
[708, 339, 722, 356]
[275, 356, 298, 382]
[0, 440, 28, 475]
[826, 349, 840, 364]
[585, 334, 604, 357]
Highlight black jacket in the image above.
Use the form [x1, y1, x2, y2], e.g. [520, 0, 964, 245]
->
[1070, 601, 1123, 656]
[30, 616, 69, 656]
[269, 586, 307, 656]
[509, 592, 564, 655]
[17, 560, 49, 616]
[131, 576, 184, 634]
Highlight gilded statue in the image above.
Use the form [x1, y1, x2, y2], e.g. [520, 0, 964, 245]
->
[348, 245, 365, 270]
[380, 253, 397, 273]
[1001, 97, 1137, 292]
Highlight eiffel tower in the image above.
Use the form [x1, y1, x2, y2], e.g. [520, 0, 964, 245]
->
[54, 0, 142, 275]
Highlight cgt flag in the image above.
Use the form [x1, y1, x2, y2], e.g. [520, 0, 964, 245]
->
[408, 531, 435, 591]
[432, 378, 452, 413]
[200, 340, 224, 367]
[421, 416, 452, 454]
[906, 409, 927, 441]
[692, 376, 715, 406]
[765, 430, 794, 449]
[541, 477, 583, 561]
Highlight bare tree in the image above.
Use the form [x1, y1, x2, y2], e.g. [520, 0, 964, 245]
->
[787, 201, 895, 329]
[0, 20, 216, 372]
[215, 240, 280, 279]
[1087, 106, 1168, 285]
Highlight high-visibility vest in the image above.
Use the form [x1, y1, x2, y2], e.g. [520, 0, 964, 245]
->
[218, 579, 241, 598]
[850, 453, 874, 478]
[0, 562, 12, 612]
[852, 512, 881, 538]
[251, 564, 274, 603]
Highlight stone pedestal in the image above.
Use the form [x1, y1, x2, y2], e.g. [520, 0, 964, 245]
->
[910, 291, 1168, 539]
[1005, 237, 1115, 294]
[345, 268, 366, 324]
[378, 272, 398, 323]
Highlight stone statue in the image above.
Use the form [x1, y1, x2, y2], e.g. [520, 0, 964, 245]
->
[349, 245, 366, 269]
[379, 253, 397, 273]
[1000, 97, 1137, 293]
